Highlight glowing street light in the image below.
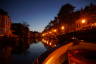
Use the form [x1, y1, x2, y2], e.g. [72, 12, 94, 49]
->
[53, 29, 57, 32]
[49, 43, 52, 45]
[42, 33, 45, 36]
[46, 41, 49, 44]
[49, 31, 52, 34]
[54, 44, 56, 47]
[61, 26, 65, 30]
[93, 23, 96, 26]
[81, 19, 86, 24]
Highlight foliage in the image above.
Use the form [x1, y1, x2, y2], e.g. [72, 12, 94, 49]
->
[0, 9, 8, 15]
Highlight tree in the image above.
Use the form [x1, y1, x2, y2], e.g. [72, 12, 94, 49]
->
[58, 3, 75, 24]
[0, 9, 8, 15]
[11, 23, 30, 53]
[58, 3, 75, 16]
[84, 3, 96, 14]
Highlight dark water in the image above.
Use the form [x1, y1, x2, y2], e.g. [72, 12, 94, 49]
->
[12, 42, 47, 64]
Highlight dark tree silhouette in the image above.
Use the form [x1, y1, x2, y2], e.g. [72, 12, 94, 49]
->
[11, 23, 30, 53]
[58, 3, 75, 16]
[83, 3, 96, 15]
[0, 9, 8, 15]
[58, 3, 75, 24]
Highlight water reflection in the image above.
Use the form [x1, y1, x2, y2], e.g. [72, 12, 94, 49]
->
[28, 42, 47, 59]
[12, 42, 47, 64]
[42, 38, 57, 47]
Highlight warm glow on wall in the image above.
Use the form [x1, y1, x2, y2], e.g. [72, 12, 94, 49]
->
[61, 26, 65, 30]
[81, 19, 86, 24]
[42, 33, 45, 36]
[49, 31, 52, 34]
[53, 29, 57, 32]
[49, 43, 52, 45]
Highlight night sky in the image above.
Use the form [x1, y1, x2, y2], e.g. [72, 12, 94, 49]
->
[0, 0, 96, 32]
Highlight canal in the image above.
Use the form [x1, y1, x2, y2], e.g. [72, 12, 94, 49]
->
[12, 42, 47, 64]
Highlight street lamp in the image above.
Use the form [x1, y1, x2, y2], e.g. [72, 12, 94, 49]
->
[49, 31, 52, 34]
[81, 19, 86, 24]
[42, 33, 45, 36]
[49, 43, 52, 45]
[53, 29, 57, 32]
[61, 26, 65, 30]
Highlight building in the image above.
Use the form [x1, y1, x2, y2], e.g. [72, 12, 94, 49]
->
[75, 13, 96, 31]
[0, 9, 12, 36]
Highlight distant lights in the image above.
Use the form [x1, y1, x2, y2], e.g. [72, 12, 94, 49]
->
[81, 19, 86, 24]
[49, 43, 52, 45]
[61, 26, 65, 30]
[54, 44, 56, 47]
[42, 33, 45, 36]
[53, 29, 57, 32]
[94, 23, 96, 26]
[46, 41, 49, 44]
[49, 31, 52, 34]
